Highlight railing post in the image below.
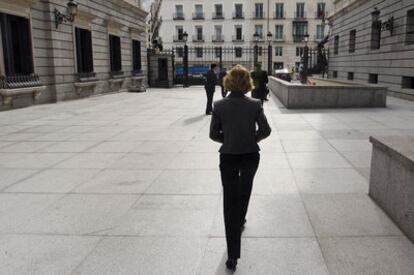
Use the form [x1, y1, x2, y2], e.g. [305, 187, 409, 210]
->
[302, 45, 309, 84]
[254, 45, 258, 66]
[183, 44, 189, 87]
[267, 44, 272, 75]
[219, 47, 223, 70]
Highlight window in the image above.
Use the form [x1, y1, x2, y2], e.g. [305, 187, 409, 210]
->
[293, 22, 308, 42]
[214, 26, 223, 41]
[194, 4, 204, 19]
[406, 9, 414, 45]
[235, 47, 242, 58]
[132, 40, 141, 74]
[174, 5, 184, 19]
[0, 13, 34, 76]
[296, 47, 304, 57]
[333, 71, 338, 78]
[275, 46, 283, 56]
[371, 12, 381, 49]
[196, 47, 203, 58]
[369, 73, 378, 84]
[234, 4, 243, 18]
[296, 3, 305, 18]
[349, 30, 356, 53]
[275, 25, 283, 39]
[235, 26, 243, 41]
[334, 35, 339, 55]
[255, 25, 263, 38]
[176, 26, 184, 41]
[348, 72, 354, 80]
[317, 3, 325, 19]
[402, 76, 414, 89]
[316, 25, 325, 40]
[109, 35, 122, 73]
[214, 4, 223, 18]
[274, 62, 284, 70]
[75, 28, 94, 75]
[275, 3, 284, 19]
[255, 3, 264, 18]
[195, 26, 203, 41]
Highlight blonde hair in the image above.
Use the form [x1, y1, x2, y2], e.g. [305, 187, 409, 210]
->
[223, 65, 254, 93]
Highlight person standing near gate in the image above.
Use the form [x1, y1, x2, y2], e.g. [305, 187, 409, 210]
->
[209, 65, 271, 271]
[205, 64, 218, 115]
[250, 63, 268, 105]
[219, 67, 228, 98]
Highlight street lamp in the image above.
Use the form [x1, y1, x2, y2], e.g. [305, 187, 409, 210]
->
[182, 31, 189, 87]
[302, 34, 310, 84]
[55, 0, 78, 29]
[253, 32, 259, 66]
[267, 32, 273, 75]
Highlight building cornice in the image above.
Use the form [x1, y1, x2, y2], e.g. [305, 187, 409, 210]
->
[120, 0, 148, 18]
[328, 0, 365, 20]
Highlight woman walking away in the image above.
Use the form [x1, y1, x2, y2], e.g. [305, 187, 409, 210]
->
[209, 65, 271, 272]
[251, 63, 269, 105]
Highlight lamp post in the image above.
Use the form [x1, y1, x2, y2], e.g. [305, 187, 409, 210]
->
[267, 32, 273, 75]
[302, 34, 310, 84]
[253, 32, 259, 67]
[55, 0, 78, 29]
[182, 31, 189, 87]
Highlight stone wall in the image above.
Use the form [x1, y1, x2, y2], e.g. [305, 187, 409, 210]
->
[0, 0, 148, 110]
[328, 0, 414, 100]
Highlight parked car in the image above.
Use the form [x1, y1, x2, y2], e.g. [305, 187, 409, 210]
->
[275, 68, 292, 82]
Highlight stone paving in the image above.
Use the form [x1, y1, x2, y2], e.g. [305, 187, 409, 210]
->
[1, 87, 414, 274]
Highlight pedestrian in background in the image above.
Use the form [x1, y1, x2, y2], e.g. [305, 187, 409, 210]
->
[219, 67, 228, 98]
[209, 65, 272, 271]
[250, 63, 268, 105]
[205, 64, 218, 115]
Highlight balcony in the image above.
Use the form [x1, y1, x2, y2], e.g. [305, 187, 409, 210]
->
[173, 35, 184, 42]
[293, 34, 307, 43]
[212, 12, 224, 19]
[274, 35, 285, 42]
[192, 35, 205, 42]
[293, 12, 307, 21]
[316, 10, 327, 19]
[253, 12, 265, 19]
[192, 12, 205, 20]
[212, 35, 224, 42]
[233, 12, 244, 19]
[173, 13, 184, 20]
[273, 11, 286, 19]
[314, 35, 324, 42]
[232, 35, 244, 42]
[0, 74, 45, 105]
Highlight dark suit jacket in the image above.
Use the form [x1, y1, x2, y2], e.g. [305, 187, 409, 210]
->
[209, 93, 271, 154]
[251, 70, 269, 99]
[205, 70, 217, 92]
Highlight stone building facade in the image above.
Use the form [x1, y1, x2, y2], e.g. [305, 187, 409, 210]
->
[328, 0, 414, 99]
[0, 0, 148, 110]
[158, 0, 334, 71]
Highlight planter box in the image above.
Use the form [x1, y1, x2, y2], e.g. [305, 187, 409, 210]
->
[369, 136, 414, 243]
[268, 77, 387, 109]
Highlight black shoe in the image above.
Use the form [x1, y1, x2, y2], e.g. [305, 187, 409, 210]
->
[225, 258, 237, 271]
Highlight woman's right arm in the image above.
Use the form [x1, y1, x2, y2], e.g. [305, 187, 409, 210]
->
[209, 105, 224, 143]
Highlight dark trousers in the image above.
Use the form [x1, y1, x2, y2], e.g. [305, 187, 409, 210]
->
[205, 89, 215, 114]
[219, 152, 260, 259]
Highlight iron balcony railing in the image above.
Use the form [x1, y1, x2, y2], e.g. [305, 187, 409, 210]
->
[173, 35, 184, 42]
[273, 11, 286, 19]
[192, 35, 205, 42]
[212, 12, 224, 19]
[293, 34, 307, 43]
[212, 35, 224, 42]
[233, 12, 244, 19]
[253, 12, 264, 19]
[192, 12, 205, 20]
[293, 12, 307, 20]
[274, 35, 286, 42]
[314, 35, 324, 42]
[0, 74, 42, 89]
[232, 35, 244, 42]
[173, 13, 185, 20]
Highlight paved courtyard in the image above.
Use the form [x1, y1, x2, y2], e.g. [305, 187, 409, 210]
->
[1, 87, 414, 274]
